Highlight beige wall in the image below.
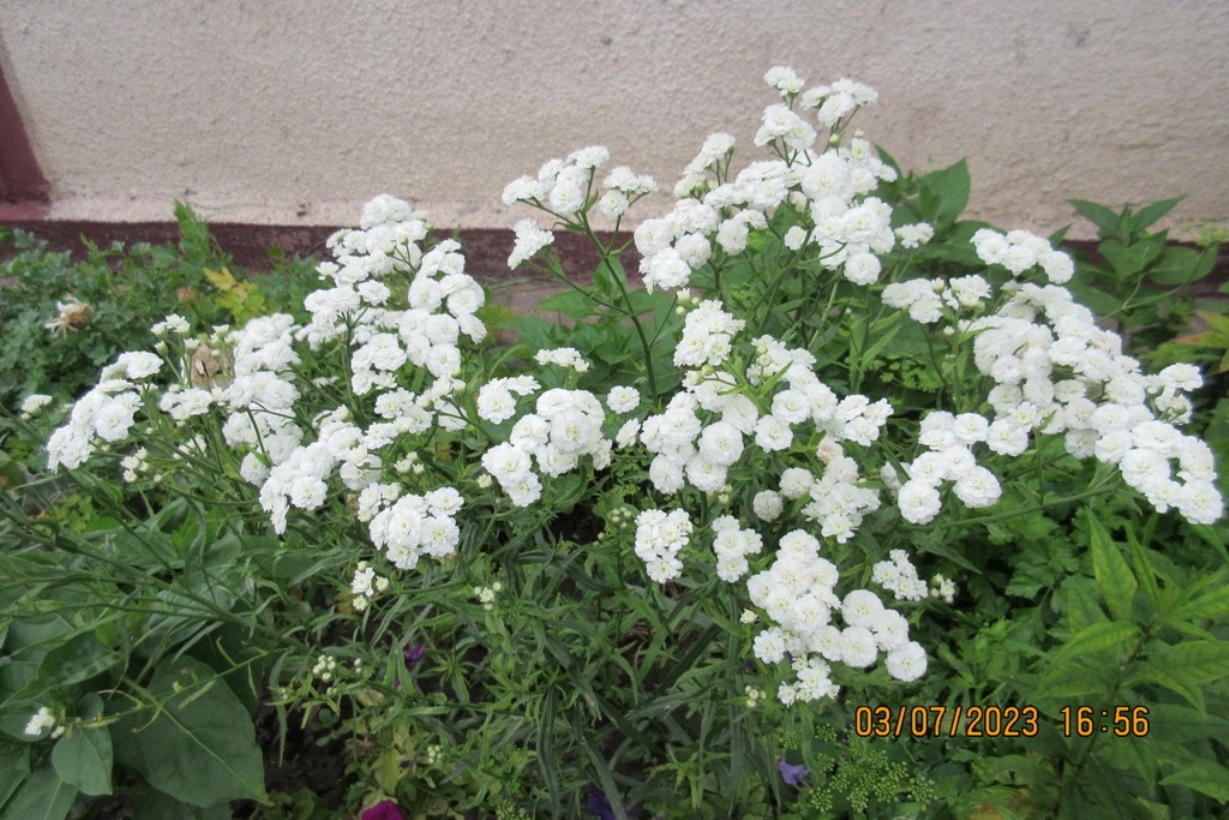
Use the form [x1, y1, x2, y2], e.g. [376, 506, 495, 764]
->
[2, 1, 1227, 240]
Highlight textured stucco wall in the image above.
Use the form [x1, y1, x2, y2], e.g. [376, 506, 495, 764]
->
[1, 1, 1226, 239]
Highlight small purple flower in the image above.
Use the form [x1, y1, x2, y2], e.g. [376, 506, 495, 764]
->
[361, 800, 405, 820]
[778, 758, 809, 787]
[403, 642, 426, 670]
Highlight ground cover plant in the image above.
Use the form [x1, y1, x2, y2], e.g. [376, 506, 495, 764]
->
[1, 67, 1227, 819]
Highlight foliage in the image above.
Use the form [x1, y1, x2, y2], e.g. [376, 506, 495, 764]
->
[2, 66, 1227, 819]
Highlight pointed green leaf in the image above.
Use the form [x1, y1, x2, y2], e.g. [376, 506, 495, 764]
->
[536, 290, 594, 320]
[919, 159, 970, 225]
[1069, 199, 1124, 236]
[1050, 621, 1137, 666]
[37, 633, 123, 688]
[1087, 512, 1137, 622]
[1160, 757, 1229, 802]
[1133, 661, 1205, 713]
[1133, 197, 1183, 232]
[1146, 704, 1229, 744]
[1167, 579, 1229, 624]
[112, 658, 266, 806]
[1156, 640, 1229, 685]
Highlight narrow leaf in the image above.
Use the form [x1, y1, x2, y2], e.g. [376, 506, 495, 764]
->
[1160, 758, 1229, 802]
[1087, 511, 1137, 622]
[1050, 621, 1137, 666]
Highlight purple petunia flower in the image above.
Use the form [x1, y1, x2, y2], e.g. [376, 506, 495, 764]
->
[778, 758, 809, 787]
[361, 800, 405, 820]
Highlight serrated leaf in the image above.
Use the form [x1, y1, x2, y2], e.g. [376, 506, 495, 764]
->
[1155, 640, 1229, 685]
[51, 724, 112, 796]
[112, 658, 266, 805]
[1050, 621, 1137, 666]
[1087, 511, 1137, 622]
[1160, 757, 1229, 802]
[1146, 703, 1229, 743]
[1133, 661, 1204, 713]
[1167, 581, 1229, 624]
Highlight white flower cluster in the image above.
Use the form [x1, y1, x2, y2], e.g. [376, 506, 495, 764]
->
[972, 228, 1075, 283]
[474, 582, 503, 611]
[711, 515, 764, 582]
[350, 560, 390, 612]
[897, 410, 1004, 524]
[895, 223, 935, 249]
[508, 218, 554, 269]
[534, 347, 590, 373]
[674, 300, 744, 368]
[480, 388, 612, 506]
[504, 145, 654, 221]
[964, 278, 1221, 524]
[746, 530, 926, 704]
[46, 352, 162, 469]
[633, 508, 693, 583]
[19, 393, 53, 420]
[368, 487, 464, 570]
[872, 549, 928, 601]
[882, 274, 992, 324]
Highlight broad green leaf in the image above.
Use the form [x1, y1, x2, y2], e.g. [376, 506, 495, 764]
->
[1050, 621, 1137, 666]
[1087, 512, 1137, 622]
[37, 633, 123, 688]
[1148, 245, 1216, 286]
[112, 658, 266, 806]
[0, 761, 77, 820]
[0, 740, 30, 807]
[536, 289, 593, 320]
[919, 159, 970, 225]
[131, 789, 231, 820]
[1099, 238, 1164, 279]
[51, 725, 112, 796]
[1160, 757, 1229, 802]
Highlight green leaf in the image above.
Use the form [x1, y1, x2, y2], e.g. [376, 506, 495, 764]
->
[51, 724, 112, 796]
[131, 789, 231, 820]
[1133, 197, 1183, 232]
[1069, 199, 1124, 237]
[1160, 757, 1229, 802]
[1167, 581, 1229, 624]
[1087, 512, 1137, 622]
[1148, 245, 1216, 286]
[37, 633, 123, 687]
[112, 658, 266, 806]
[1154, 640, 1229, 685]
[1050, 621, 1137, 666]
[0, 740, 30, 807]
[536, 290, 593, 321]
[919, 159, 970, 225]
[1145, 704, 1229, 744]
[1099, 238, 1164, 279]
[0, 761, 77, 820]
[1133, 661, 1205, 713]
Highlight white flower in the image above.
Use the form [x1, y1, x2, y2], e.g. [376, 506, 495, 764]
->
[508, 219, 555, 269]
[753, 490, 783, 521]
[886, 641, 927, 682]
[607, 386, 640, 414]
[24, 706, 57, 737]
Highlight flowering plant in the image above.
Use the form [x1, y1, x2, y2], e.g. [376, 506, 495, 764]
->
[3, 67, 1227, 817]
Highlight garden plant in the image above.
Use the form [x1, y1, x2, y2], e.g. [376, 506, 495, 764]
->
[1, 67, 1227, 819]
